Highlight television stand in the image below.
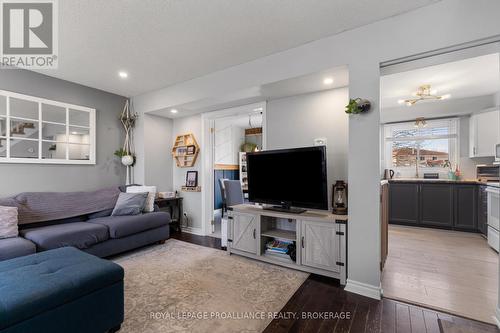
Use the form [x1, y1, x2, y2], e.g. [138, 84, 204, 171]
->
[227, 204, 347, 285]
[263, 205, 306, 214]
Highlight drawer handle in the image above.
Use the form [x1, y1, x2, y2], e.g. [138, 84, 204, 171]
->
[301, 236, 305, 248]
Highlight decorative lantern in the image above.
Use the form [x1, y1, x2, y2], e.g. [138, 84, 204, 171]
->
[332, 180, 348, 215]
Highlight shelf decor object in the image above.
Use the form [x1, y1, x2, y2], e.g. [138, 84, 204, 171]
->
[172, 133, 200, 167]
[181, 186, 201, 192]
[345, 98, 371, 114]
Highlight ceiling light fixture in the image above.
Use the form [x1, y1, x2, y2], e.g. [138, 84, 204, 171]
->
[400, 84, 450, 106]
[170, 109, 178, 114]
[118, 71, 128, 79]
[323, 77, 334, 85]
[414, 117, 427, 128]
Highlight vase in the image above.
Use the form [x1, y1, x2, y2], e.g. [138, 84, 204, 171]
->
[121, 155, 134, 166]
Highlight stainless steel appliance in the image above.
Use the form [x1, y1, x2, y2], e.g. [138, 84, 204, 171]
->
[476, 164, 500, 183]
[487, 184, 500, 252]
[495, 143, 500, 164]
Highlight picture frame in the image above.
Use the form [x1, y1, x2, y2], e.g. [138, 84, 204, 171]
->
[186, 145, 196, 155]
[186, 171, 198, 187]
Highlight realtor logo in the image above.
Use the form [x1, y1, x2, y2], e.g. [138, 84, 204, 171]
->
[0, 0, 58, 68]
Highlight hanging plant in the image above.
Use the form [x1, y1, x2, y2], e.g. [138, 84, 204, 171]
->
[117, 100, 138, 166]
[114, 148, 136, 166]
[345, 98, 371, 114]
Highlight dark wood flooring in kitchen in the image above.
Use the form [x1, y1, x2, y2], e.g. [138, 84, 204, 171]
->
[170, 231, 499, 333]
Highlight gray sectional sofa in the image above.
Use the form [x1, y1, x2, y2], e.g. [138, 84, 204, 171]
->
[0, 188, 170, 262]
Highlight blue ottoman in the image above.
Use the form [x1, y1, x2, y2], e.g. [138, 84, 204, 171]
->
[0, 247, 124, 333]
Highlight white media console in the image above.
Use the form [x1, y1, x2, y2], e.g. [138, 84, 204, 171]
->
[227, 204, 347, 285]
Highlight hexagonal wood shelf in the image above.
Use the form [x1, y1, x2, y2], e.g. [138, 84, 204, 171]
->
[172, 133, 199, 168]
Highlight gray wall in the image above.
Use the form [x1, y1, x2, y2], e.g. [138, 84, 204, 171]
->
[172, 114, 202, 230]
[0, 69, 127, 196]
[267, 88, 349, 209]
[144, 114, 174, 191]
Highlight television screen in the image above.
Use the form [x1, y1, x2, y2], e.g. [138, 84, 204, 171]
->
[246, 146, 328, 210]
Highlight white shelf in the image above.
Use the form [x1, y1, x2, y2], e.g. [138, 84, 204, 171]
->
[261, 229, 296, 241]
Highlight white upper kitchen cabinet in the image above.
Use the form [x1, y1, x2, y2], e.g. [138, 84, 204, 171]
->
[469, 108, 500, 158]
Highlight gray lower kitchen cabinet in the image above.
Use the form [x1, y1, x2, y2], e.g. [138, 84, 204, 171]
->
[389, 182, 480, 232]
[389, 183, 419, 225]
[454, 185, 477, 231]
[478, 185, 488, 236]
[420, 184, 454, 228]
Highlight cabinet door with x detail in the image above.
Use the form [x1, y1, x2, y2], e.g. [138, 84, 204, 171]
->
[231, 212, 258, 254]
[300, 220, 339, 273]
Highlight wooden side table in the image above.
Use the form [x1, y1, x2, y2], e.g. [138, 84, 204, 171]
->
[155, 197, 183, 232]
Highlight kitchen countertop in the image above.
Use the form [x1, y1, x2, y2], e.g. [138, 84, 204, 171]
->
[381, 178, 500, 187]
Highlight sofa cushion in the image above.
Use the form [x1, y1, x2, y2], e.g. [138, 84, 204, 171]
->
[87, 208, 113, 220]
[20, 222, 109, 251]
[0, 247, 124, 330]
[0, 237, 36, 261]
[0, 206, 18, 239]
[111, 192, 148, 216]
[126, 185, 157, 212]
[88, 212, 169, 239]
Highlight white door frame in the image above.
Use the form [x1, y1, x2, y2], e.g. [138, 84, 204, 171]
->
[201, 102, 267, 236]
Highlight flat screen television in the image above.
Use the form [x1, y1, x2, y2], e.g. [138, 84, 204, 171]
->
[246, 146, 328, 213]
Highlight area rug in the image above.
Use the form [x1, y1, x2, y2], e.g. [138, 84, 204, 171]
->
[113, 239, 309, 333]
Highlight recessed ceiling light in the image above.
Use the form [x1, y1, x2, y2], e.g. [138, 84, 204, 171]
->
[323, 77, 334, 85]
[397, 99, 405, 105]
[71, 131, 78, 135]
[170, 109, 178, 114]
[441, 94, 451, 100]
[118, 71, 128, 79]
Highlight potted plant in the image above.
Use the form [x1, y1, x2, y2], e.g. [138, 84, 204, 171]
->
[345, 98, 371, 114]
[114, 148, 135, 167]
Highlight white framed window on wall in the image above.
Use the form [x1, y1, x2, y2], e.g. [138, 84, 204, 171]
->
[0, 90, 96, 164]
[383, 118, 458, 177]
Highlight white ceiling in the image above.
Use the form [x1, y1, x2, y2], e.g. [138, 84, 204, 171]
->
[34, 0, 439, 97]
[380, 53, 500, 109]
[150, 65, 349, 118]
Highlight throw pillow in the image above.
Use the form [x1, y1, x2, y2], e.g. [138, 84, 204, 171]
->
[111, 192, 148, 216]
[126, 185, 157, 213]
[0, 206, 19, 239]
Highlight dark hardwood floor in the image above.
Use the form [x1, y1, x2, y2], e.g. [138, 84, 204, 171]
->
[170, 230, 221, 248]
[170, 231, 499, 333]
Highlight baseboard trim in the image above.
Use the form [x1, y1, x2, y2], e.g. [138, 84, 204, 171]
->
[494, 307, 500, 329]
[180, 227, 204, 236]
[344, 279, 381, 300]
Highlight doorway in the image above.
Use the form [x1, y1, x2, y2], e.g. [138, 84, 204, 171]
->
[201, 102, 267, 238]
[379, 43, 500, 324]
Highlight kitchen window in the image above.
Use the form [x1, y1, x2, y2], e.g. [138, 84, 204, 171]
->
[383, 118, 458, 177]
[0, 90, 96, 164]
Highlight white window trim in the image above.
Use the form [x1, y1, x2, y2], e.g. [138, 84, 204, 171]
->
[0, 89, 96, 165]
[383, 118, 459, 175]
